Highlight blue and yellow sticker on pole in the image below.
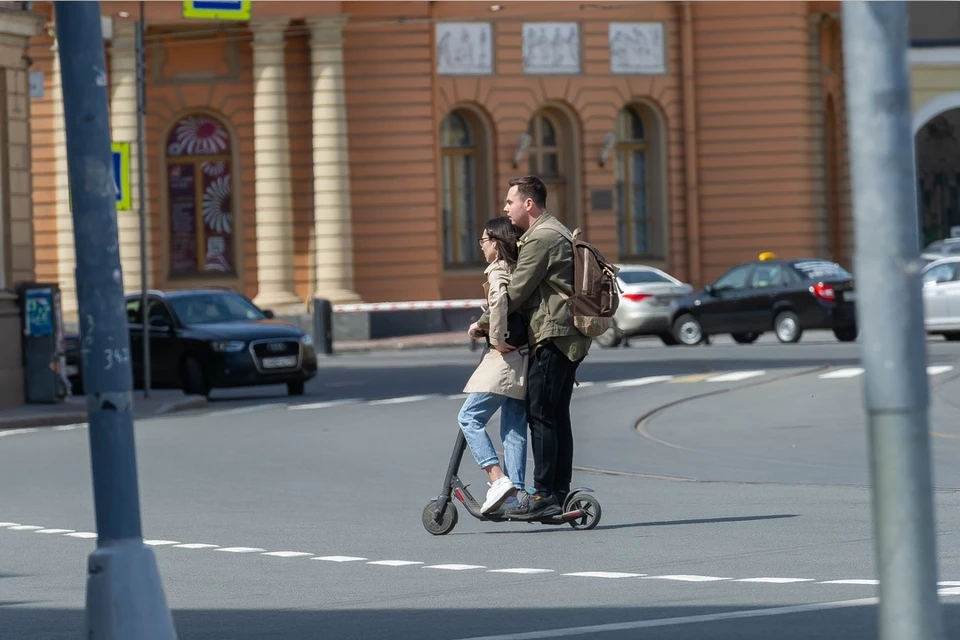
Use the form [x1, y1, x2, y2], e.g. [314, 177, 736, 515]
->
[182, 1, 252, 21]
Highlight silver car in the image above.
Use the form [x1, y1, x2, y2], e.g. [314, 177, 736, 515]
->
[922, 256, 960, 341]
[595, 265, 694, 348]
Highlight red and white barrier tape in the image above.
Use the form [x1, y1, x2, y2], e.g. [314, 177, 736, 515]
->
[333, 299, 485, 313]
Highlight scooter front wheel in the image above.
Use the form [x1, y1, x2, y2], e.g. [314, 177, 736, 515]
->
[567, 494, 601, 531]
[422, 499, 459, 535]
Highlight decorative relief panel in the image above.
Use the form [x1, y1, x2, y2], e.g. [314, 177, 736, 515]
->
[609, 22, 666, 75]
[436, 22, 494, 75]
[522, 22, 580, 75]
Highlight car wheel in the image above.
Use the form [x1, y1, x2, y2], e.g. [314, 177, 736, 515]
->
[659, 332, 679, 346]
[287, 381, 305, 396]
[182, 356, 209, 397]
[595, 321, 623, 348]
[833, 326, 858, 342]
[731, 332, 760, 344]
[673, 314, 703, 346]
[774, 311, 802, 344]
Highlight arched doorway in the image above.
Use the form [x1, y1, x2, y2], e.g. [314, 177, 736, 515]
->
[526, 105, 579, 229]
[915, 108, 960, 247]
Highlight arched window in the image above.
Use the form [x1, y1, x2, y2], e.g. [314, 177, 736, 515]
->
[165, 113, 236, 276]
[527, 110, 568, 225]
[615, 106, 666, 258]
[440, 109, 489, 266]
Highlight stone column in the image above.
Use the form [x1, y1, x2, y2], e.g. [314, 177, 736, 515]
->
[51, 38, 77, 317]
[308, 16, 360, 304]
[109, 22, 147, 293]
[251, 18, 302, 311]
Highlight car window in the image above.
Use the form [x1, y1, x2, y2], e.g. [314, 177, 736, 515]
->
[125, 299, 141, 324]
[923, 263, 958, 285]
[749, 263, 783, 288]
[147, 300, 174, 325]
[792, 260, 852, 281]
[170, 293, 265, 325]
[712, 264, 752, 291]
[619, 270, 674, 284]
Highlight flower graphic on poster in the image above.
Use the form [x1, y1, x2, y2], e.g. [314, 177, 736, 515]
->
[202, 161, 228, 177]
[168, 116, 229, 157]
[202, 175, 233, 235]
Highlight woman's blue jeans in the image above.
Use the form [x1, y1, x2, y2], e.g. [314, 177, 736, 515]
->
[457, 392, 527, 490]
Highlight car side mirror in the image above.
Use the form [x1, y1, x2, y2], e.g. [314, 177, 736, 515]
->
[263, 309, 275, 319]
[704, 284, 715, 295]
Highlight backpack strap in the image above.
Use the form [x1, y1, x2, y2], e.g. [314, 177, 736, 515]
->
[533, 220, 575, 301]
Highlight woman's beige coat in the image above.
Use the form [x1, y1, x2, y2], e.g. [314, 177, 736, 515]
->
[462, 260, 529, 400]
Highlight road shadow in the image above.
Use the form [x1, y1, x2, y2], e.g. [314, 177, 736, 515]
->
[455, 514, 800, 536]
[3, 602, 960, 640]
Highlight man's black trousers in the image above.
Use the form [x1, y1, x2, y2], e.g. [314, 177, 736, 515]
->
[526, 340, 582, 497]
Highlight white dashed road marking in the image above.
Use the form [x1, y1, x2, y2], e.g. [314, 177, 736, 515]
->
[819, 367, 864, 379]
[489, 568, 554, 574]
[425, 564, 486, 571]
[313, 555, 367, 563]
[262, 551, 313, 558]
[735, 577, 815, 584]
[216, 547, 266, 553]
[563, 571, 645, 579]
[65, 532, 97, 539]
[174, 543, 219, 549]
[644, 574, 729, 582]
[288, 399, 361, 411]
[35, 529, 75, 534]
[7, 525, 43, 531]
[928, 365, 954, 376]
[144, 540, 180, 546]
[367, 560, 424, 567]
[819, 579, 879, 585]
[368, 395, 438, 406]
[607, 376, 674, 388]
[707, 371, 765, 383]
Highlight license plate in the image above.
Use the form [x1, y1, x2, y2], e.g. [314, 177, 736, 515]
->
[261, 356, 297, 369]
[66, 365, 78, 376]
[844, 291, 856, 302]
[651, 296, 673, 306]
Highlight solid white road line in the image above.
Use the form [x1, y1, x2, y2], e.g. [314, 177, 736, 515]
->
[367, 560, 425, 566]
[734, 577, 815, 584]
[215, 547, 265, 553]
[448, 597, 881, 640]
[819, 368, 864, 379]
[424, 564, 486, 571]
[288, 399, 361, 411]
[313, 555, 368, 562]
[643, 574, 729, 582]
[562, 571, 645, 578]
[607, 376, 673, 388]
[262, 551, 313, 558]
[368, 395, 438, 406]
[707, 371, 765, 383]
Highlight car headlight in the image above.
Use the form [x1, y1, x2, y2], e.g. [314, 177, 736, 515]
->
[299, 334, 314, 347]
[210, 340, 245, 353]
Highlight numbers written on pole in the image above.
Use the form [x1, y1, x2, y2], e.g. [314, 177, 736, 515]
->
[104, 347, 130, 371]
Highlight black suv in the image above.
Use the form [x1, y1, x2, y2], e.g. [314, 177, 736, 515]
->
[668, 256, 857, 345]
[66, 289, 317, 397]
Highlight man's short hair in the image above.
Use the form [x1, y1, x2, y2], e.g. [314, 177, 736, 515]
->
[509, 175, 547, 210]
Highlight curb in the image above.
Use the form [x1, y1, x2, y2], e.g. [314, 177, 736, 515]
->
[334, 338, 475, 354]
[0, 394, 209, 431]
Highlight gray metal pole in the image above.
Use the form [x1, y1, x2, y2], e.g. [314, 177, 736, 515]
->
[136, 0, 151, 398]
[841, 3, 945, 639]
[53, 2, 176, 638]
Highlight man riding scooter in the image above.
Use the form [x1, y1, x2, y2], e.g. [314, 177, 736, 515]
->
[470, 175, 592, 520]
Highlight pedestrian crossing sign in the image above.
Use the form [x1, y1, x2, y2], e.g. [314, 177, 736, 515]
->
[182, 1, 252, 21]
[112, 142, 131, 211]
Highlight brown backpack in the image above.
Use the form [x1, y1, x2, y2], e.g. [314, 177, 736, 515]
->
[539, 221, 622, 338]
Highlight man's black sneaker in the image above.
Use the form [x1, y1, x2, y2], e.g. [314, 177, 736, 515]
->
[505, 491, 561, 520]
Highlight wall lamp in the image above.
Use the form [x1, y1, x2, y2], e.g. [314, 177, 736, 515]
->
[598, 131, 616, 167]
[512, 132, 532, 169]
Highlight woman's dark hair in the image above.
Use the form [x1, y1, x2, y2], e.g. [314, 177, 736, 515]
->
[484, 216, 523, 271]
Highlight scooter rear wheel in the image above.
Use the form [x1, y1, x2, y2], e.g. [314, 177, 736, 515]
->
[422, 499, 458, 535]
[566, 494, 601, 530]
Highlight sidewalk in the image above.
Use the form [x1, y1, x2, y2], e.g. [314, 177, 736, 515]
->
[335, 331, 476, 353]
[0, 390, 207, 431]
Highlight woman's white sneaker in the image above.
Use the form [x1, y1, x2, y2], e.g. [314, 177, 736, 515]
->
[481, 476, 516, 514]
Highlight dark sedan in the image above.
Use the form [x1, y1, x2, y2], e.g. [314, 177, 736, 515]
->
[67, 288, 317, 397]
[668, 256, 858, 345]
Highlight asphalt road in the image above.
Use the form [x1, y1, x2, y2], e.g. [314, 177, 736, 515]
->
[4, 331, 960, 639]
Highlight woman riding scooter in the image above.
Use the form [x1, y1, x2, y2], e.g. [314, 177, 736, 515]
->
[460, 216, 529, 515]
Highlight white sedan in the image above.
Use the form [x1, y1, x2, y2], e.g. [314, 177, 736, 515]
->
[595, 265, 694, 348]
[922, 256, 960, 341]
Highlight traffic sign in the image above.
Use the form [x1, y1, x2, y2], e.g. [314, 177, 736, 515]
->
[182, 1, 252, 21]
[112, 142, 131, 211]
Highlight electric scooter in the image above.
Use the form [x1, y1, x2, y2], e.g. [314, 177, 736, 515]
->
[421, 429, 602, 535]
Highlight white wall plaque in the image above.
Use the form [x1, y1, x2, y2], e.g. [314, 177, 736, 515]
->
[29, 70, 44, 99]
[523, 22, 580, 75]
[436, 22, 494, 75]
[609, 22, 666, 74]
